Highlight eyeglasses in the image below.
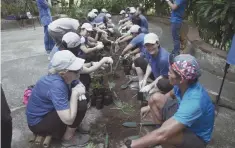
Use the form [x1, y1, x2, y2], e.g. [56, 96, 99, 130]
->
[68, 70, 81, 74]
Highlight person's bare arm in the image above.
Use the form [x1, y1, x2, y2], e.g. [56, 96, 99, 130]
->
[81, 57, 113, 74]
[165, 0, 179, 10]
[119, 18, 130, 24]
[148, 75, 163, 88]
[131, 117, 185, 148]
[88, 36, 97, 43]
[165, 89, 175, 99]
[143, 64, 152, 81]
[57, 84, 85, 125]
[121, 44, 134, 56]
[87, 40, 97, 47]
[129, 48, 140, 56]
[80, 44, 98, 54]
[118, 35, 133, 44]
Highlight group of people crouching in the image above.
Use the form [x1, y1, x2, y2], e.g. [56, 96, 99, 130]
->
[26, 6, 215, 148]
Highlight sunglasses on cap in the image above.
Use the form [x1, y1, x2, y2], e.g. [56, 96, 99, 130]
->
[67, 68, 82, 74]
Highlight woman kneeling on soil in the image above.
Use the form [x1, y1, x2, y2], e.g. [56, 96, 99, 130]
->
[26, 50, 90, 147]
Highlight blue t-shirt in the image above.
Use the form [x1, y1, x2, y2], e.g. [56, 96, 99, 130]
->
[227, 34, 235, 65]
[173, 82, 215, 143]
[97, 12, 106, 18]
[146, 47, 169, 78]
[170, 0, 187, 23]
[141, 27, 149, 34]
[139, 15, 148, 30]
[26, 74, 70, 126]
[130, 33, 146, 55]
[92, 16, 104, 24]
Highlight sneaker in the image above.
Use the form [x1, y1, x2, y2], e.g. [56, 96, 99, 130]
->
[61, 133, 90, 147]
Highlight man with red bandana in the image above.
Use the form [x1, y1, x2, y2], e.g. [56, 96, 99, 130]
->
[123, 54, 215, 148]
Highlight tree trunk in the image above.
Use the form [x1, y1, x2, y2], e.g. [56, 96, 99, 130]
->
[69, 0, 74, 8]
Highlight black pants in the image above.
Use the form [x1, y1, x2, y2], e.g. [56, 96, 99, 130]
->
[1, 86, 12, 148]
[134, 57, 173, 94]
[29, 100, 87, 139]
[133, 57, 155, 80]
[1, 119, 12, 148]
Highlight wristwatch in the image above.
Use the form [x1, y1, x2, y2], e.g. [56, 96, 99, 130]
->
[124, 139, 132, 148]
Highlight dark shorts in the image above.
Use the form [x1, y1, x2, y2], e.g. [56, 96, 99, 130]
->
[133, 57, 155, 80]
[29, 100, 87, 139]
[162, 98, 207, 148]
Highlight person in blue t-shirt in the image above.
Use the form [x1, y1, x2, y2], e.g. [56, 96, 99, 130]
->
[136, 6, 149, 31]
[50, 32, 113, 100]
[165, 0, 187, 55]
[133, 33, 170, 93]
[126, 54, 215, 148]
[26, 50, 89, 146]
[36, 0, 55, 54]
[131, 15, 149, 34]
[120, 25, 146, 59]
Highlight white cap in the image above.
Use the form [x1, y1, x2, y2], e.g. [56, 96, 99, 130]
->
[81, 23, 93, 31]
[62, 32, 81, 48]
[91, 9, 98, 13]
[120, 10, 125, 14]
[87, 11, 97, 18]
[130, 7, 136, 13]
[51, 50, 85, 71]
[144, 33, 160, 45]
[106, 13, 111, 18]
[130, 25, 140, 33]
[101, 8, 108, 13]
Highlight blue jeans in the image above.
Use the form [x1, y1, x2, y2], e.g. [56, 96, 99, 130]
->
[44, 25, 55, 54]
[171, 23, 182, 55]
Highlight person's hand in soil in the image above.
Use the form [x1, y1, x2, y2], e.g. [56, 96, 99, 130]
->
[102, 57, 113, 65]
[124, 53, 130, 59]
[140, 105, 150, 119]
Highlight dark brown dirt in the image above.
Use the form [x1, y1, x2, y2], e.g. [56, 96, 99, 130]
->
[89, 44, 143, 147]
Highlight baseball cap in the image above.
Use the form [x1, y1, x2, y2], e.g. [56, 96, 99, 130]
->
[144, 33, 159, 45]
[91, 9, 98, 13]
[51, 50, 85, 71]
[170, 54, 201, 80]
[120, 10, 125, 14]
[87, 11, 97, 18]
[81, 23, 93, 31]
[130, 7, 136, 13]
[101, 8, 108, 13]
[129, 25, 140, 33]
[106, 13, 112, 18]
[62, 32, 81, 48]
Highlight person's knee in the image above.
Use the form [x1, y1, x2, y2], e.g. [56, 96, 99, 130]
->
[77, 100, 88, 113]
[148, 92, 166, 107]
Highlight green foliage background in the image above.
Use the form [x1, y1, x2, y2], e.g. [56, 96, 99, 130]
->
[1, 0, 235, 51]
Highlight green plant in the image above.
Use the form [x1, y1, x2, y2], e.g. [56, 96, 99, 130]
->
[86, 142, 96, 148]
[108, 81, 116, 91]
[189, 0, 235, 51]
[112, 100, 135, 114]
